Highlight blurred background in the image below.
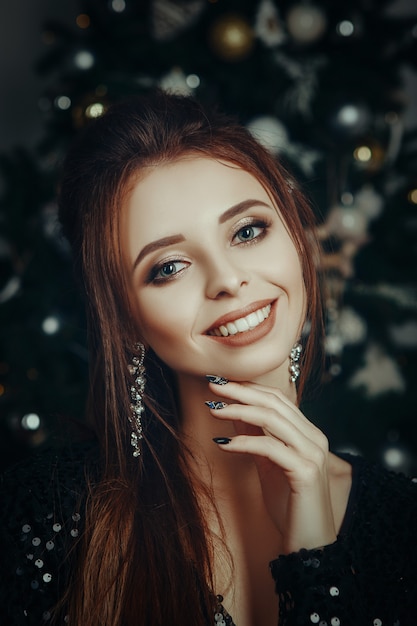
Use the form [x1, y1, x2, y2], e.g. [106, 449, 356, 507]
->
[1, 0, 417, 473]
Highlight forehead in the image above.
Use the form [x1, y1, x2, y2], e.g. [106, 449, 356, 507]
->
[124, 157, 273, 228]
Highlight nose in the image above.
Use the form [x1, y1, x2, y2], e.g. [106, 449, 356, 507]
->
[204, 253, 249, 300]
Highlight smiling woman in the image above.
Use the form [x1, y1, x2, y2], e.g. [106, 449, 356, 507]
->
[124, 157, 305, 385]
[1, 90, 417, 626]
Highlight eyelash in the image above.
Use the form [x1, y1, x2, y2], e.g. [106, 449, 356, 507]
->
[231, 218, 270, 245]
[146, 259, 189, 284]
[146, 218, 271, 285]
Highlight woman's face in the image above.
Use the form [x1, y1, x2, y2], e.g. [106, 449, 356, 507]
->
[122, 157, 306, 386]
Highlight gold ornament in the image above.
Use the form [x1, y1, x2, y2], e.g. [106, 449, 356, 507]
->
[209, 13, 254, 62]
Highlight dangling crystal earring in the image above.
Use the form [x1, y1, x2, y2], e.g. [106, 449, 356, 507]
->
[289, 342, 302, 383]
[127, 342, 146, 457]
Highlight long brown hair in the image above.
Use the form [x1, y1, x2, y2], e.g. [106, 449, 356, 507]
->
[58, 90, 324, 625]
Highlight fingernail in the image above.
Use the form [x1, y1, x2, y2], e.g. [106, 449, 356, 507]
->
[206, 375, 229, 385]
[213, 437, 231, 445]
[205, 401, 228, 410]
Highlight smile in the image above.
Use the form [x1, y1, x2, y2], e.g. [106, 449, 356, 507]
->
[208, 304, 272, 337]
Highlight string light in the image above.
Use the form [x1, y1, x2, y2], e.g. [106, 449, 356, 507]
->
[336, 20, 354, 37]
[85, 102, 105, 118]
[76, 14, 90, 29]
[186, 74, 200, 89]
[21, 413, 41, 431]
[354, 145, 372, 163]
[54, 96, 71, 111]
[42, 315, 60, 334]
[74, 50, 95, 70]
[110, 0, 126, 12]
[408, 189, 417, 204]
[27, 368, 39, 381]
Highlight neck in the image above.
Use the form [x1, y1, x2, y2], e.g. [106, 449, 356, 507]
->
[176, 366, 297, 491]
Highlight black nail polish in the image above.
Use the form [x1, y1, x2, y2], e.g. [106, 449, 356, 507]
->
[206, 375, 229, 385]
[205, 401, 228, 410]
[213, 437, 231, 445]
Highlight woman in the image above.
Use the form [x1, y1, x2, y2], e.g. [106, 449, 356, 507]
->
[1, 90, 416, 625]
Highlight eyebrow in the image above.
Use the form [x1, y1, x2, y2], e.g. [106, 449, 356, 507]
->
[132, 198, 273, 271]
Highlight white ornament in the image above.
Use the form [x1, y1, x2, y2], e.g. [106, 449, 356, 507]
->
[389, 321, 417, 348]
[159, 68, 192, 95]
[349, 343, 405, 397]
[247, 115, 321, 176]
[355, 184, 384, 220]
[274, 52, 326, 118]
[326, 204, 368, 241]
[338, 307, 367, 345]
[255, 0, 286, 47]
[247, 116, 289, 155]
[286, 3, 327, 44]
[151, 0, 205, 41]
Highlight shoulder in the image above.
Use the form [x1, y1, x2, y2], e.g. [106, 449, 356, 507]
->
[341, 452, 417, 525]
[339, 453, 417, 578]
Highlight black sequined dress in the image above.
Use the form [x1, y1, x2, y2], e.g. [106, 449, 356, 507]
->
[1, 442, 417, 625]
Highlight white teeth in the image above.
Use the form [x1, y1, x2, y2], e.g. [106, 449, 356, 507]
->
[246, 312, 259, 328]
[225, 322, 238, 335]
[235, 318, 250, 332]
[210, 304, 272, 337]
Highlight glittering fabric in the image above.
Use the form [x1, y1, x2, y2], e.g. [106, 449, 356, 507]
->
[1, 444, 417, 625]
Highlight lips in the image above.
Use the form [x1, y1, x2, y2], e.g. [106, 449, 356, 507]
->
[206, 300, 274, 337]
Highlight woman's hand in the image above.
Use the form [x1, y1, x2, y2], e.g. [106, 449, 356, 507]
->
[207, 379, 337, 554]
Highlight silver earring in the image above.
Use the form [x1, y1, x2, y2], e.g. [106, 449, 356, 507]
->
[289, 342, 302, 383]
[128, 342, 146, 457]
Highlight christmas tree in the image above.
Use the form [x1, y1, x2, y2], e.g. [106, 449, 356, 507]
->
[1, 0, 417, 473]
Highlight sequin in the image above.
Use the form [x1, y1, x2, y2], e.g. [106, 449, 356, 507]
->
[42, 611, 51, 621]
[22, 524, 31, 533]
[373, 620, 382, 626]
[46, 540, 55, 550]
[43, 573, 52, 583]
[70, 528, 79, 538]
[310, 613, 320, 623]
[26, 553, 34, 560]
[32, 537, 41, 546]
[319, 621, 327, 626]
[30, 580, 39, 590]
[311, 558, 320, 568]
[52, 523, 62, 532]
[329, 586, 339, 596]
[35, 559, 44, 568]
[72, 512, 81, 522]
[16, 567, 23, 575]
[331, 618, 340, 626]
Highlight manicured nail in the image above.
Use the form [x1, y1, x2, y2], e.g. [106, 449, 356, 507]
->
[206, 375, 229, 385]
[213, 437, 231, 445]
[205, 401, 228, 410]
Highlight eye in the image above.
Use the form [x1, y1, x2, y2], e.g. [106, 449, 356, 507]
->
[148, 260, 189, 284]
[232, 221, 268, 245]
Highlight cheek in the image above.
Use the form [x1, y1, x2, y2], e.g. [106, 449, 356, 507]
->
[133, 289, 192, 355]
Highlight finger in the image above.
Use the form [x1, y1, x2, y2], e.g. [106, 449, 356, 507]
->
[213, 433, 326, 489]
[207, 402, 300, 444]
[208, 381, 321, 443]
[208, 402, 327, 461]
